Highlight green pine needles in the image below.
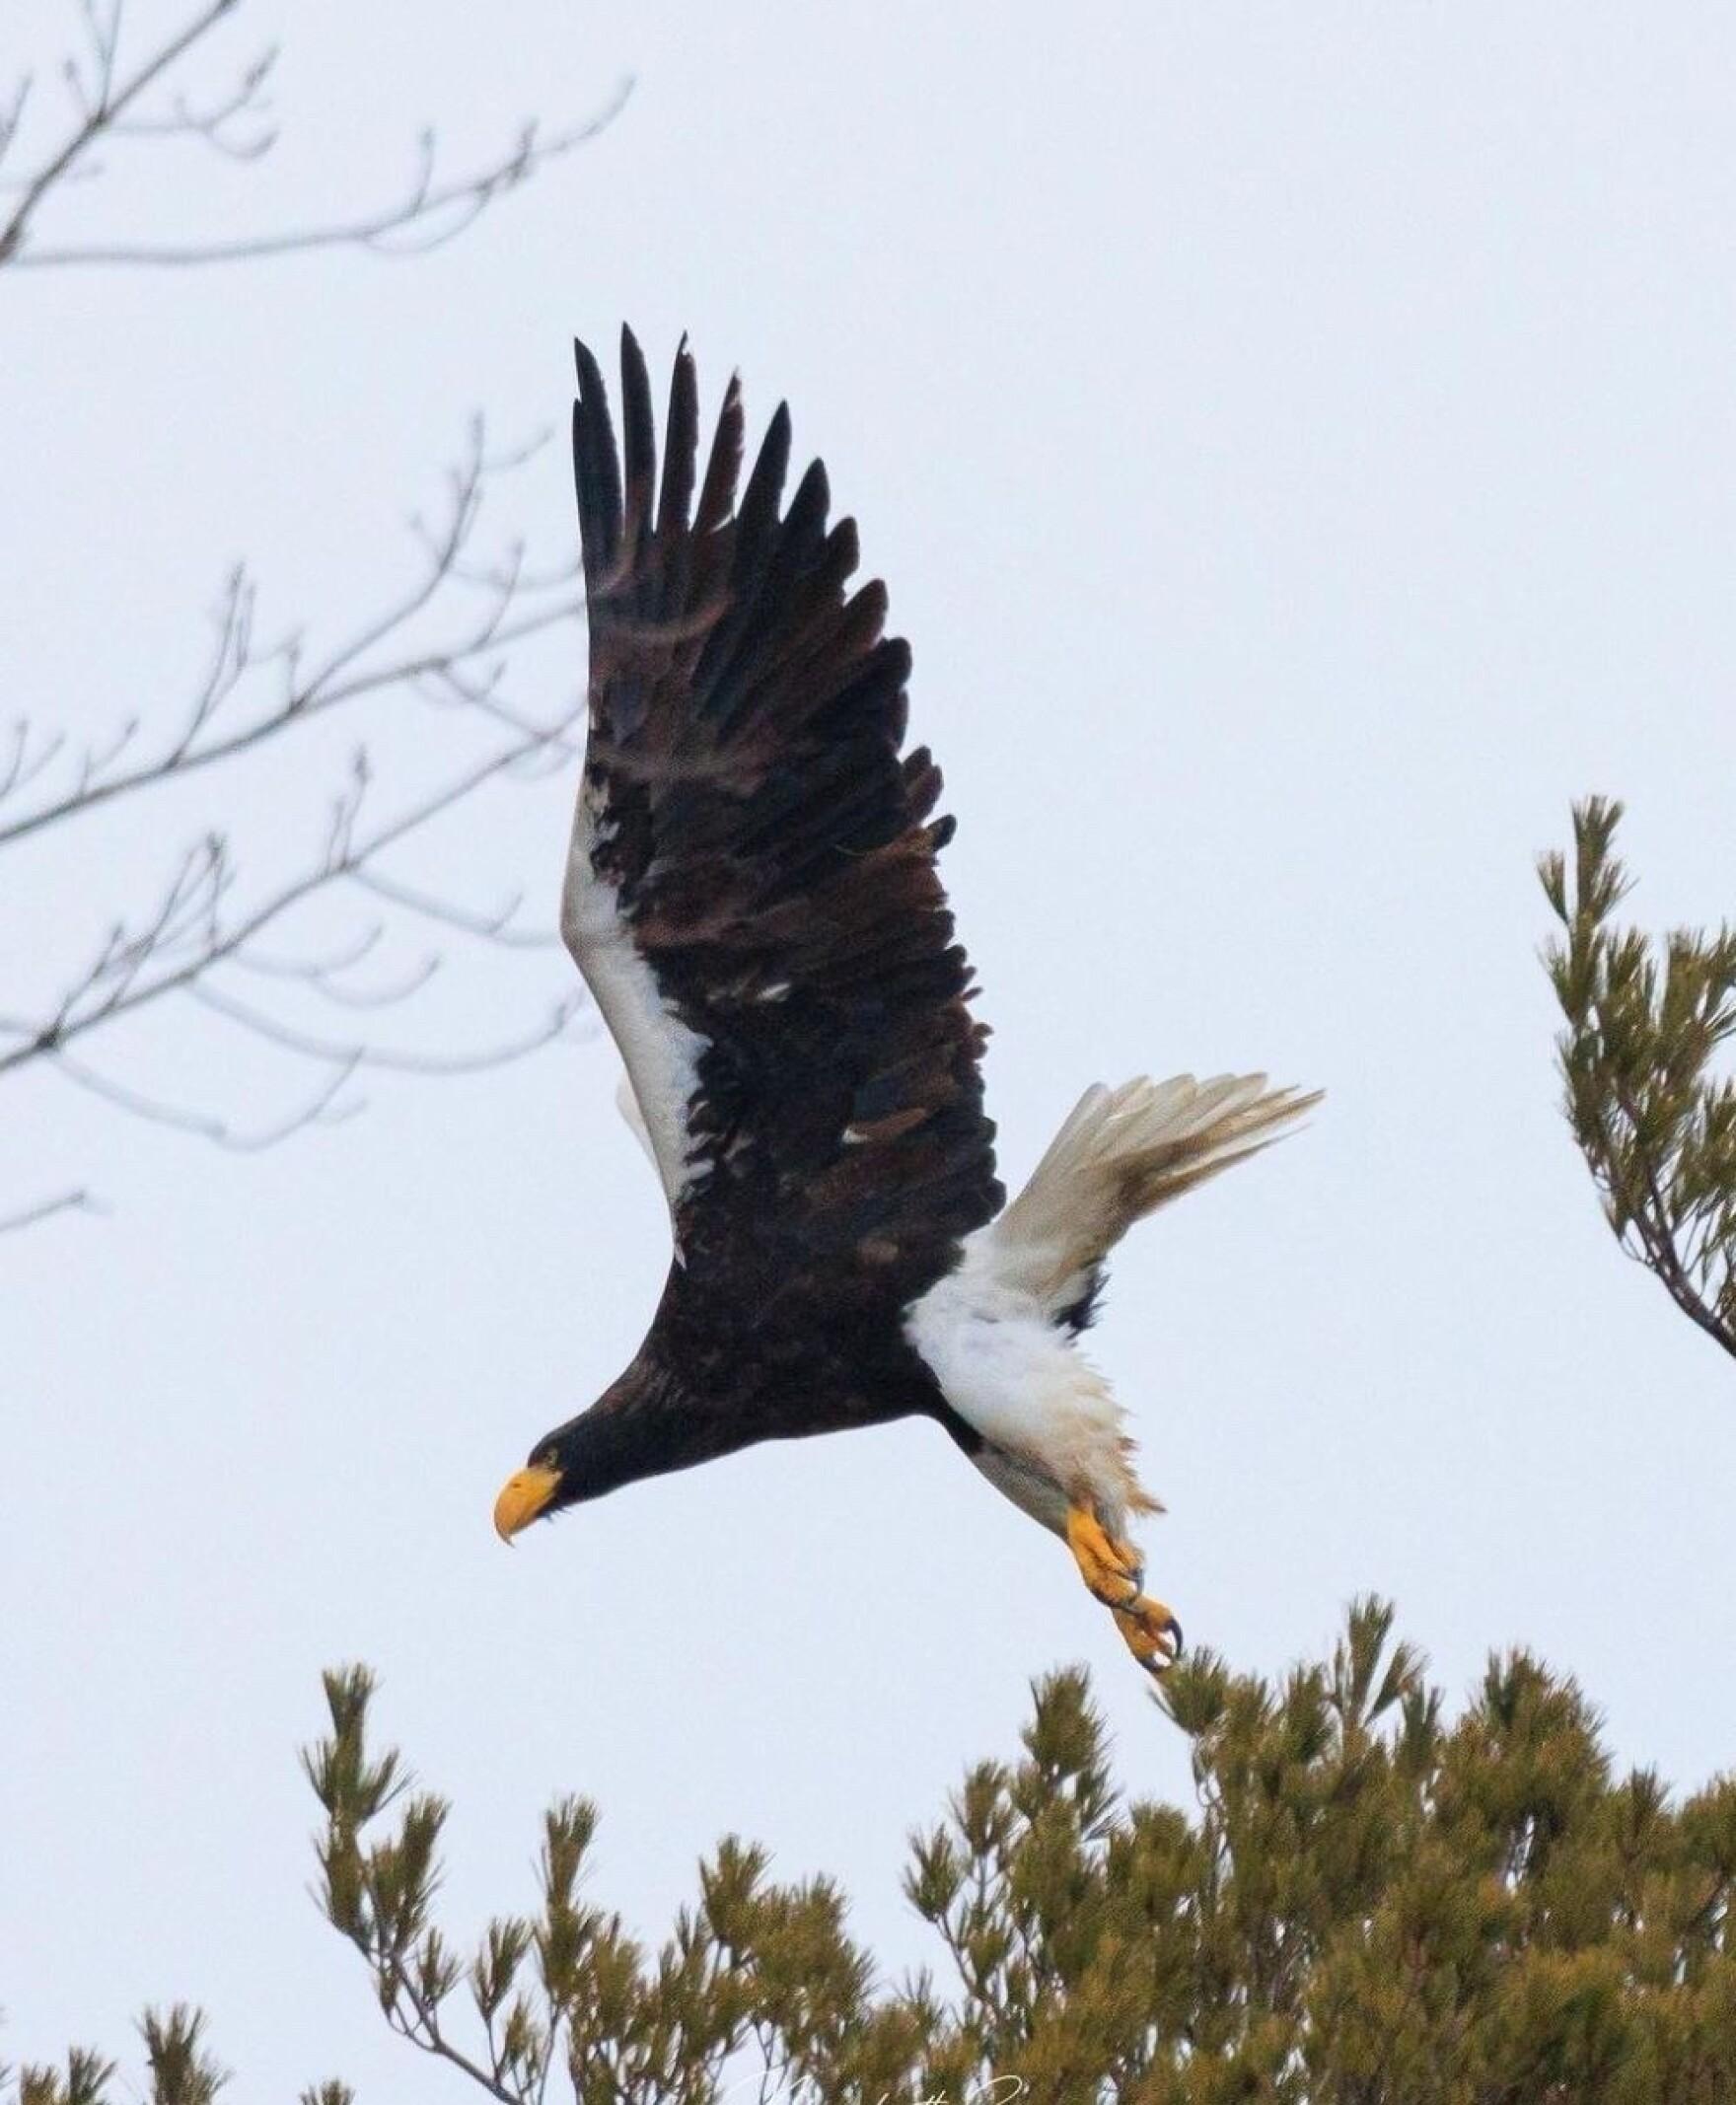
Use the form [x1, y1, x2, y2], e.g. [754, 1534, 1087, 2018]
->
[15, 1603, 1736, 2104]
[13, 2011, 227, 2105]
[1541, 797, 1736, 1364]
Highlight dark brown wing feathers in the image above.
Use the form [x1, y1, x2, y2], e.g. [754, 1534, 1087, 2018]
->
[572, 327, 1001, 1334]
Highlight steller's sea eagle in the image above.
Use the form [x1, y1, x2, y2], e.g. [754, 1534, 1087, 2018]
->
[492, 329, 1318, 1673]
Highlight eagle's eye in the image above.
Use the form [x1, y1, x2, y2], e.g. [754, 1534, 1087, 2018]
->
[538, 1446, 561, 1473]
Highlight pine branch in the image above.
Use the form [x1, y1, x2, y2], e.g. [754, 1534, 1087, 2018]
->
[1540, 797, 1736, 1365]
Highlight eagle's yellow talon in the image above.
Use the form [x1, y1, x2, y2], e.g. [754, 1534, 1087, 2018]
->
[1066, 1502, 1181, 1674]
[1065, 1503, 1143, 1608]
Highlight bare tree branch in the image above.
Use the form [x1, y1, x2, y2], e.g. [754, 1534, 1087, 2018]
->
[0, 2, 241, 262]
[50, 1041, 363, 1151]
[2, 5, 612, 1226]
[0, 1185, 103, 1234]
[228, 931, 444, 1009]
[0, 0, 631, 269]
[3, 725, 585, 1095]
[350, 867, 555, 953]
[20, 94, 634, 269]
[0, 424, 584, 853]
[107, 42, 277, 164]
[0, 720, 69, 801]
[183, 978, 579, 1077]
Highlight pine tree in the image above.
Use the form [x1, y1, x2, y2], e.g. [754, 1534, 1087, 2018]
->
[14, 1605, 1736, 2104]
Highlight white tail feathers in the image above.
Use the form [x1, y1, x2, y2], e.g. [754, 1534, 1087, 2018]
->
[986, 1073, 1320, 1322]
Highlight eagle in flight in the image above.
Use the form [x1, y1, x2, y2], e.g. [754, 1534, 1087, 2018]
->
[493, 329, 1317, 1673]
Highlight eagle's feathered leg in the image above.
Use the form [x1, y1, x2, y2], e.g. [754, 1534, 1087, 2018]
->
[910, 1072, 1319, 1677]
[1065, 1503, 1183, 1675]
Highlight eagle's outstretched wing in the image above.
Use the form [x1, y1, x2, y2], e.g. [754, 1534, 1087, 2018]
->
[563, 328, 1002, 1324]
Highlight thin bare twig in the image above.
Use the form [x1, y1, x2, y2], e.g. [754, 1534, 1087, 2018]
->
[0, 73, 34, 174]
[350, 867, 555, 952]
[0, 0, 241, 264]
[51, 1043, 363, 1151]
[1, 0, 630, 269]
[2, 727, 581, 1096]
[3, 675, 581, 1213]
[0, 426, 584, 853]
[184, 978, 579, 1076]
[0, 721, 68, 801]
[227, 933, 442, 1009]
[15, 88, 633, 270]
[108, 44, 278, 163]
[0, 1185, 102, 1234]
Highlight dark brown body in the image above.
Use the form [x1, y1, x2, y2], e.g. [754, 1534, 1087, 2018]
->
[535, 1263, 983, 1512]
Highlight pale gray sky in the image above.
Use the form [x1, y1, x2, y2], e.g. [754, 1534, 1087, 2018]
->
[6, 2, 1736, 2094]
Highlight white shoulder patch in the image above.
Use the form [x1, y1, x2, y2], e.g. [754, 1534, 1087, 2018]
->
[560, 779, 710, 1214]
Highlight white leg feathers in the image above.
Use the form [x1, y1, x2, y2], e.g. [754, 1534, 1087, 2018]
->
[904, 1266, 1157, 1538]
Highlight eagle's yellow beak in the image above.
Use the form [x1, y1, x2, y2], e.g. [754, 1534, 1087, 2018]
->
[493, 1464, 562, 1542]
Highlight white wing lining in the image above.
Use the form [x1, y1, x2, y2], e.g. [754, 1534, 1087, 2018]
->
[614, 1072, 658, 1171]
[560, 781, 709, 1217]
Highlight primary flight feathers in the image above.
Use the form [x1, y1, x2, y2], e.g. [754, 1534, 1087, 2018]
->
[563, 329, 998, 1300]
[491, 327, 1319, 1677]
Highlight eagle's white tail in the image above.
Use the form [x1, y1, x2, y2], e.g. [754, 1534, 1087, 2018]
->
[904, 1072, 1318, 1542]
[988, 1073, 1320, 1325]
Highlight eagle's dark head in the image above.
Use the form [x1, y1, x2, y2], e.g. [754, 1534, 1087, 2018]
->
[492, 1409, 621, 1540]
[492, 1361, 687, 1540]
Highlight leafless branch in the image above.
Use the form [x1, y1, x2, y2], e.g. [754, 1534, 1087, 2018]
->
[350, 867, 555, 952]
[3, 616, 583, 1223]
[51, 1041, 364, 1151]
[383, 1982, 524, 2105]
[0, 72, 33, 174]
[108, 43, 277, 163]
[228, 930, 444, 1009]
[0, 0, 241, 261]
[0, 719, 68, 801]
[3, 4, 611, 1227]
[0, 422, 584, 853]
[0, 0, 631, 271]
[0, 1185, 103, 1234]
[3, 726, 579, 1067]
[184, 978, 579, 1077]
[5, 722, 584, 1200]
[4, 481, 587, 1201]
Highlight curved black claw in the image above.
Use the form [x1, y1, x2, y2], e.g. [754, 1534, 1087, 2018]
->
[1115, 1599, 1184, 1676]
